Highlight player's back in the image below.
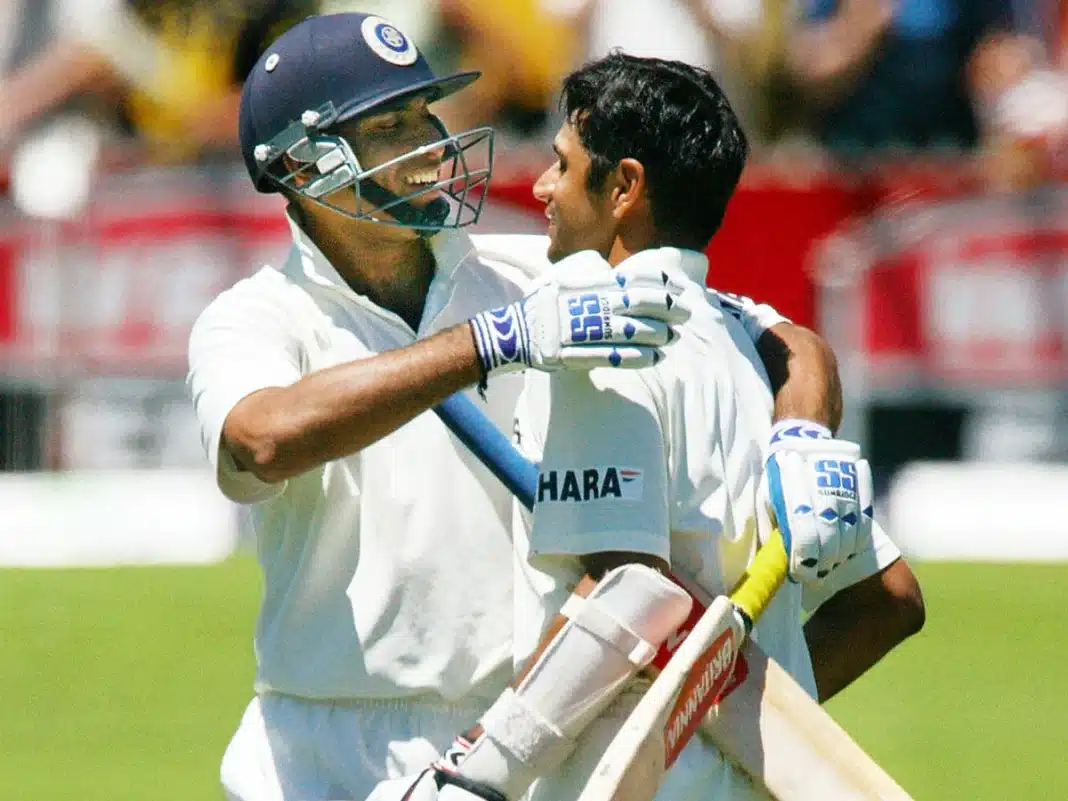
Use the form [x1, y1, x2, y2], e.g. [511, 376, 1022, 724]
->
[513, 246, 813, 683]
[513, 247, 814, 801]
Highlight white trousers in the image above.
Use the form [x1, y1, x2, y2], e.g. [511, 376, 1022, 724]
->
[221, 693, 488, 801]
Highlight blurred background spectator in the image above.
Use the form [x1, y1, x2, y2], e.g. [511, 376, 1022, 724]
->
[0, 0, 318, 174]
[782, 0, 1013, 152]
[538, 0, 772, 142]
[430, 0, 577, 141]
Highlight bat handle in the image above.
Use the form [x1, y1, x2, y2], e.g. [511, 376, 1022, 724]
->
[729, 527, 788, 627]
[434, 393, 538, 511]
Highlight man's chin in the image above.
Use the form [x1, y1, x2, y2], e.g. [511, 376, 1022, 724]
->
[546, 236, 569, 264]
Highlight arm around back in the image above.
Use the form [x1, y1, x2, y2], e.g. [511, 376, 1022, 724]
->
[757, 321, 843, 432]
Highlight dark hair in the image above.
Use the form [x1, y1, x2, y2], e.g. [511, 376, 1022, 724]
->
[560, 52, 748, 249]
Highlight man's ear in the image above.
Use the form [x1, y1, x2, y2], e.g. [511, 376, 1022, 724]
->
[610, 157, 646, 220]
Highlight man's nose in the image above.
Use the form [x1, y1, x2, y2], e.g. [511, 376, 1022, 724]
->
[532, 168, 554, 203]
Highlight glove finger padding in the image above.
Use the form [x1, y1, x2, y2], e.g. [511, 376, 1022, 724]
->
[763, 450, 820, 583]
[559, 310, 675, 348]
[855, 457, 875, 556]
[598, 286, 692, 324]
[761, 438, 868, 584]
[556, 344, 665, 370]
[806, 454, 846, 579]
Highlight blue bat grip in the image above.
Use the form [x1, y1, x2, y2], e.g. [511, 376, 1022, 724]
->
[434, 393, 538, 511]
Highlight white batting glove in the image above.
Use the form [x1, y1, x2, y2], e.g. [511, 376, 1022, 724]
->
[469, 250, 690, 380]
[372, 738, 506, 801]
[757, 419, 874, 584]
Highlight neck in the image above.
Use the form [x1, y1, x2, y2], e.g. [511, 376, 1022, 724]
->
[606, 225, 697, 267]
[303, 214, 436, 331]
[606, 224, 658, 266]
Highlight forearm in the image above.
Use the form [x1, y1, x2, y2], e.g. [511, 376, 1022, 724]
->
[784, 13, 889, 107]
[223, 323, 482, 481]
[757, 322, 843, 432]
[0, 40, 115, 135]
[804, 558, 925, 701]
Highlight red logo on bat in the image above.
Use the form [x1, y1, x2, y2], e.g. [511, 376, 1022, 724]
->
[663, 628, 740, 767]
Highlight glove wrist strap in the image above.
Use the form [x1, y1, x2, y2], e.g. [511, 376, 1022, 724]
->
[469, 304, 531, 380]
[769, 418, 832, 446]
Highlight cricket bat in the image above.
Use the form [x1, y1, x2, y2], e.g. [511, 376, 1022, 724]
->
[433, 394, 913, 801]
[703, 640, 914, 800]
[659, 570, 915, 801]
[576, 528, 789, 801]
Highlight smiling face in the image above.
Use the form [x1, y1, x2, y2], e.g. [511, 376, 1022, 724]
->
[533, 118, 618, 263]
[336, 96, 448, 214]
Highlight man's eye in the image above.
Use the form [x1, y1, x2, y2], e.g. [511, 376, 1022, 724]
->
[366, 117, 401, 134]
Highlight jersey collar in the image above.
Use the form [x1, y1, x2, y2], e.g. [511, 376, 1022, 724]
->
[282, 207, 476, 297]
[618, 247, 709, 285]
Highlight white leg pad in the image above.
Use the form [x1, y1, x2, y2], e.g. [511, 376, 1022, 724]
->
[457, 563, 692, 799]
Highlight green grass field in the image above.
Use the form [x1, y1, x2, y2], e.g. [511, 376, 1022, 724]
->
[2, 559, 1065, 800]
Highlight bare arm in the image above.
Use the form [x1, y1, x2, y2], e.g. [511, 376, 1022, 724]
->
[758, 321, 925, 699]
[783, 0, 894, 107]
[757, 321, 843, 432]
[804, 557, 925, 701]
[222, 323, 482, 483]
[0, 39, 118, 141]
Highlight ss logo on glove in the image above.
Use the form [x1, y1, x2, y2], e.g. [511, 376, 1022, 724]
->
[815, 460, 857, 491]
[568, 293, 607, 342]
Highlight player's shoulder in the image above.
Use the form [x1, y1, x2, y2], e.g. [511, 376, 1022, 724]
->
[192, 259, 312, 335]
[469, 233, 552, 288]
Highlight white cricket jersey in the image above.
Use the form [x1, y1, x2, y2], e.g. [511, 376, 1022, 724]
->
[511, 247, 814, 800]
[187, 218, 789, 704]
[188, 215, 541, 702]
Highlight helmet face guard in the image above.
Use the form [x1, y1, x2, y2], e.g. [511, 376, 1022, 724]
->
[252, 102, 494, 232]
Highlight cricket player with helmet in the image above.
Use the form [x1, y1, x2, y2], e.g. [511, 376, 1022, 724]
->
[383, 54, 923, 801]
[187, 12, 919, 801]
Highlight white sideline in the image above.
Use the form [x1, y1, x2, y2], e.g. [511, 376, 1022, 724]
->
[887, 462, 1068, 562]
[0, 468, 239, 567]
[2, 462, 1067, 567]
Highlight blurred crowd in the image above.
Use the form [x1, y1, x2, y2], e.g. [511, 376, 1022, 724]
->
[0, 0, 1065, 215]
[0, 0, 1065, 476]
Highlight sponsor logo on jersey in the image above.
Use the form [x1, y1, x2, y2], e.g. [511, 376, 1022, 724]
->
[536, 466, 643, 503]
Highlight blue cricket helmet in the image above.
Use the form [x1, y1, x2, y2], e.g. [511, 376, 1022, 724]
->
[239, 12, 493, 231]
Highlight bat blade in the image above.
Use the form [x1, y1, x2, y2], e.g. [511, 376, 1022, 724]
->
[578, 596, 743, 801]
[576, 530, 788, 801]
[708, 642, 913, 801]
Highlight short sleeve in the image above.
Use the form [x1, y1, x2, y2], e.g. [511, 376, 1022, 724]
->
[187, 281, 304, 504]
[800, 519, 903, 616]
[530, 369, 670, 562]
[713, 290, 791, 344]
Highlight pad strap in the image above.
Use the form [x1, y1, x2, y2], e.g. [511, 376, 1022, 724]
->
[479, 689, 574, 772]
[560, 594, 657, 667]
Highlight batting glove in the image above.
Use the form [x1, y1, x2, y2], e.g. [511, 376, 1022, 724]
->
[374, 737, 507, 801]
[757, 419, 874, 585]
[469, 251, 690, 381]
